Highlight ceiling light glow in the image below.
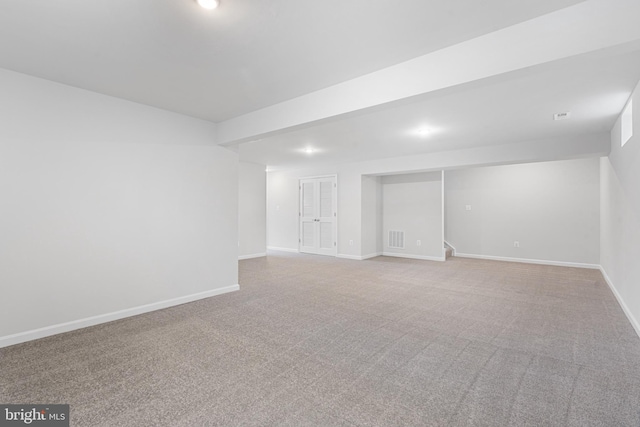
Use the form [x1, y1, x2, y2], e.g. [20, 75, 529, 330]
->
[197, 0, 219, 10]
[416, 127, 432, 137]
[297, 146, 321, 155]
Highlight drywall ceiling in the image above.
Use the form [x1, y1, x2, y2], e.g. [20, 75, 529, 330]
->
[238, 45, 640, 170]
[3, 0, 640, 173]
[0, 0, 584, 122]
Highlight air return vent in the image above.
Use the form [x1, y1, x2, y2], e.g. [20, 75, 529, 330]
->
[388, 231, 405, 249]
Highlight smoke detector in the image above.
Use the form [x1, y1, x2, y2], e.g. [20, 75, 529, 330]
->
[553, 112, 571, 121]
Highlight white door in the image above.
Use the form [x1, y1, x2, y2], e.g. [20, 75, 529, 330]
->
[299, 176, 337, 256]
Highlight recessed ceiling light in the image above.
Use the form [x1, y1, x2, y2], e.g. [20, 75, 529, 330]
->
[197, 0, 219, 10]
[416, 127, 432, 136]
[304, 147, 315, 154]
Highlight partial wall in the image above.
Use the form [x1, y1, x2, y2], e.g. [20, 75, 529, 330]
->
[382, 172, 443, 260]
[239, 162, 266, 259]
[601, 78, 640, 335]
[0, 68, 239, 346]
[445, 158, 600, 266]
[361, 175, 382, 259]
[266, 132, 608, 261]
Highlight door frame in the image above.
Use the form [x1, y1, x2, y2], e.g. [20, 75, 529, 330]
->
[299, 174, 338, 256]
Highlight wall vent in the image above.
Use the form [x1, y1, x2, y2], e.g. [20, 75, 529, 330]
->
[388, 230, 405, 249]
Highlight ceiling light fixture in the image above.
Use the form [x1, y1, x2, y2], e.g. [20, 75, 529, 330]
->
[197, 0, 219, 10]
[416, 127, 432, 136]
[304, 147, 315, 154]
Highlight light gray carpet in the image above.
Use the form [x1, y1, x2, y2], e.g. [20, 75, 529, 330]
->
[2, 252, 640, 426]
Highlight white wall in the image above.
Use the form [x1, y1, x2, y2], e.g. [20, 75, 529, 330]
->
[382, 172, 443, 260]
[601, 79, 640, 334]
[361, 175, 382, 258]
[238, 162, 266, 259]
[266, 133, 608, 261]
[0, 68, 239, 345]
[266, 171, 306, 251]
[266, 166, 341, 253]
[445, 158, 600, 265]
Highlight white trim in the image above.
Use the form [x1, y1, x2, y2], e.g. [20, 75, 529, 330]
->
[238, 252, 267, 260]
[298, 174, 338, 180]
[600, 266, 640, 339]
[361, 252, 382, 260]
[454, 253, 600, 269]
[335, 175, 339, 254]
[382, 252, 446, 262]
[336, 252, 382, 261]
[337, 254, 363, 260]
[0, 285, 240, 349]
[443, 240, 456, 256]
[441, 170, 445, 258]
[267, 246, 299, 253]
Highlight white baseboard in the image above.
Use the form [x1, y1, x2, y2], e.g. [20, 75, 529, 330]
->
[336, 253, 382, 261]
[454, 253, 600, 269]
[382, 252, 446, 262]
[238, 253, 267, 260]
[0, 285, 240, 349]
[267, 246, 299, 253]
[362, 252, 383, 260]
[336, 254, 362, 260]
[600, 267, 640, 339]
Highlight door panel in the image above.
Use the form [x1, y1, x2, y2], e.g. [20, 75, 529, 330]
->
[302, 222, 315, 248]
[319, 181, 333, 218]
[302, 182, 315, 217]
[320, 222, 333, 249]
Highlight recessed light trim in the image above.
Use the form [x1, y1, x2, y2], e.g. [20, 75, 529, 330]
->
[304, 147, 316, 154]
[197, 0, 219, 10]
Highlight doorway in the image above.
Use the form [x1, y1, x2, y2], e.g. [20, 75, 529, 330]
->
[299, 176, 337, 256]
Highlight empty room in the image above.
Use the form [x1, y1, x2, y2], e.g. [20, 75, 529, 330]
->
[2, 1, 640, 426]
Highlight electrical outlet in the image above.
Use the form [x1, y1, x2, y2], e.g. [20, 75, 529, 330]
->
[514, 241, 520, 248]
[416, 240, 421, 246]
[349, 240, 354, 246]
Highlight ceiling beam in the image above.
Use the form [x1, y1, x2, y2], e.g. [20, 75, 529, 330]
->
[216, 0, 640, 146]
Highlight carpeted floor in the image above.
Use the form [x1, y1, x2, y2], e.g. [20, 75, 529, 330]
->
[2, 252, 640, 426]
